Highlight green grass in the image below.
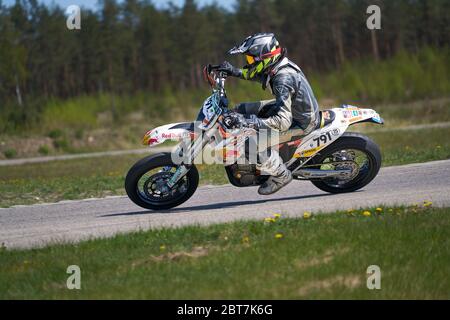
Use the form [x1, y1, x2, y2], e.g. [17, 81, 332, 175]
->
[0, 126, 449, 208]
[341, 98, 450, 128]
[0, 205, 448, 299]
[371, 127, 450, 166]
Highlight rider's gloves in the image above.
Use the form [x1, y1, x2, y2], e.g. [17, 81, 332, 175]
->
[223, 112, 265, 130]
[217, 61, 242, 78]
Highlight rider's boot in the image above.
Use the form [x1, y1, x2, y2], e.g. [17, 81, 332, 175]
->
[257, 150, 293, 195]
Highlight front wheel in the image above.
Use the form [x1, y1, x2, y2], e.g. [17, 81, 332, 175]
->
[309, 132, 381, 194]
[125, 152, 199, 210]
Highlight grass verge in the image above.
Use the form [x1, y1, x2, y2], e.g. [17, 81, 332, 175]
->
[0, 205, 448, 299]
[1, 126, 449, 207]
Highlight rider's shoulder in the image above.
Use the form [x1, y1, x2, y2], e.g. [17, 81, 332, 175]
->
[271, 65, 298, 86]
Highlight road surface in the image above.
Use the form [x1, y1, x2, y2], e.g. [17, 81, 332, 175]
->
[1, 159, 449, 249]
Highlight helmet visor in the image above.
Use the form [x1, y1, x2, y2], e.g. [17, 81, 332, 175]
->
[245, 55, 255, 65]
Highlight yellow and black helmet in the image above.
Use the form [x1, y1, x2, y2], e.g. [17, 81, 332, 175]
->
[228, 33, 283, 79]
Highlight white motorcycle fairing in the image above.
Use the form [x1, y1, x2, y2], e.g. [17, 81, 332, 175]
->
[142, 122, 195, 147]
[292, 105, 383, 159]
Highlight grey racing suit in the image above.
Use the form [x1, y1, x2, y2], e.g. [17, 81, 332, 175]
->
[236, 57, 319, 134]
[235, 57, 320, 170]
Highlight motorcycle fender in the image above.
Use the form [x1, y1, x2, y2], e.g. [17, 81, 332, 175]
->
[338, 105, 384, 125]
[142, 122, 195, 147]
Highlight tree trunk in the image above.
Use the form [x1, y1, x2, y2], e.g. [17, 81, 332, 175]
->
[371, 29, 380, 61]
[15, 74, 23, 107]
[334, 25, 346, 65]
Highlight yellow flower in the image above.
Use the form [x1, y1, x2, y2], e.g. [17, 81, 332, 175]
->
[423, 201, 432, 207]
[376, 207, 383, 212]
[362, 211, 371, 217]
[273, 213, 282, 219]
[264, 217, 276, 223]
[159, 245, 166, 251]
[242, 236, 250, 243]
[303, 211, 311, 219]
[275, 233, 284, 239]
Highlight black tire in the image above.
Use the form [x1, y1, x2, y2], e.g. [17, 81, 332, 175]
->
[125, 152, 199, 210]
[309, 132, 381, 194]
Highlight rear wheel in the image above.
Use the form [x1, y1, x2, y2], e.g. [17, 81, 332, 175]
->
[309, 132, 381, 193]
[125, 153, 199, 210]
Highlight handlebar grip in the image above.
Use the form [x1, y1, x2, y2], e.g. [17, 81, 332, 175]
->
[208, 64, 221, 71]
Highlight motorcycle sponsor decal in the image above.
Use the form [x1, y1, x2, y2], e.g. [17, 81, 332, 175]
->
[350, 116, 363, 122]
[142, 130, 159, 145]
[298, 145, 324, 157]
[331, 128, 340, 136]
[343, 110, 352, 118]
[203, 97, 215, 118]
[352, 110, 359, 117]
[160, 131, 192, 140]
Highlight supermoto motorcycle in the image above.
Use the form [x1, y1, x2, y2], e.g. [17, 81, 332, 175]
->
[125, 65, 383, 210]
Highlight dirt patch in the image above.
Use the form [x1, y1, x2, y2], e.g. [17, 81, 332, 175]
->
[295, 247, 350, 269]
[131, 246, 211, 268]
[298, 275, 362, 296]
[0, 136, 54, 159]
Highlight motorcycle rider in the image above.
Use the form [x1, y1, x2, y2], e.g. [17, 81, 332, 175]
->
[218, 33, 320, 195]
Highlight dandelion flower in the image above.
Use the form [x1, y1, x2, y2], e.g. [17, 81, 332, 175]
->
[242, 236, 250, 243]
[423, 201, 432, 207]
[362, 211, 371, 217]
[264, 217, 276, 223]
[273, 213, 282, 219]
[303, 212, 311, 219]
[159, 245, 166, 251]
[275, 233, 284, 239]
[376, 207, 383, 212]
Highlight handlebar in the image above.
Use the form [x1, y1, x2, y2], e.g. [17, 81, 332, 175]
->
[203, 64, 227, 95]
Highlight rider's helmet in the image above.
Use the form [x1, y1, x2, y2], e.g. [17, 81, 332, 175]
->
[228, 33, 283, 80]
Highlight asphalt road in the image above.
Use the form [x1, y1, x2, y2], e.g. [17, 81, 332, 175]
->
[1, 159, 450, 249]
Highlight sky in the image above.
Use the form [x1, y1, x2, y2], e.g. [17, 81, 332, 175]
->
[2, 0, 236, 10]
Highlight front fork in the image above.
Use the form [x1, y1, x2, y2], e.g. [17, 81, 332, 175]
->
[167, 125, 218, 188]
